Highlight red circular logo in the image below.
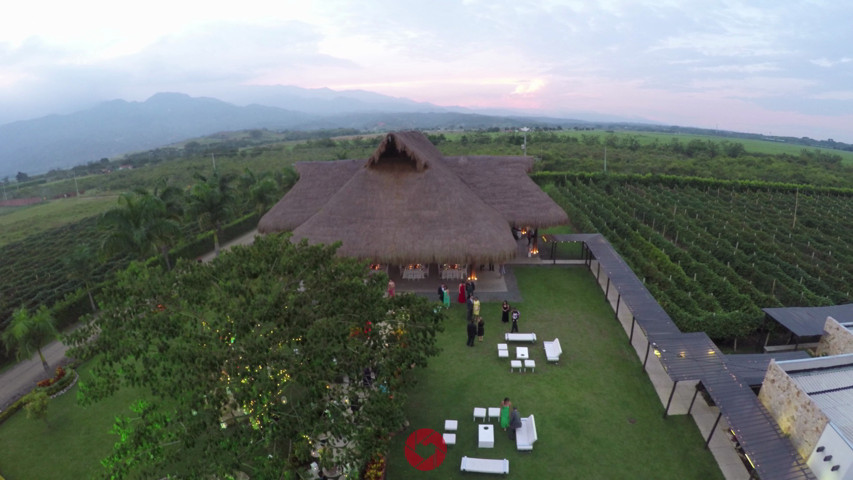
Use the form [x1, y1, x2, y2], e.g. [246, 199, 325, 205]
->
[404, 428, 447, 471]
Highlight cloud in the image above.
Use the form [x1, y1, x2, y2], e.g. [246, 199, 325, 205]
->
[810, 57, 853, 68]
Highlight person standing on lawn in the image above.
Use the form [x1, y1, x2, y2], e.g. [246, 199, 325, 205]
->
[472, 296, 481, 318]
[508, 406, 522, 440]
[510, 308, 520, 333]
[442, 284, 451, 309]
[477, 316, 485, 342]
[501, 300, 510, 324]
[466, 318, 477, 347]
[500, 397, 512, 429]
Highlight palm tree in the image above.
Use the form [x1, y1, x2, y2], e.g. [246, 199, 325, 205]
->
[99, 190, 182, 269]
[1, 305, 58, 374]
[64, 243, 99, 312]
[186, 172, 235, 257]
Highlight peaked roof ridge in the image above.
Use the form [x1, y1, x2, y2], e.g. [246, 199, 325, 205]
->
[366, 131, 443, 172]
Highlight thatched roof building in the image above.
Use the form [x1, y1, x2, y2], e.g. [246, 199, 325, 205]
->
[258, 131, 568, 264]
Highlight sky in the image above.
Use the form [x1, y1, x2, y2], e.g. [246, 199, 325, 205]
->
[1, 0, 852, 142]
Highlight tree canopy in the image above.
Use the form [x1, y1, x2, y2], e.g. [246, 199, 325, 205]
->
[69, 234, 444, 479]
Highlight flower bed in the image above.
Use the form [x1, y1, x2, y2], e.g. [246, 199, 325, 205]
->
[363, 455, 386, 480]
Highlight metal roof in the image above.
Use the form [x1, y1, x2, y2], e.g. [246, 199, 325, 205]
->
[724, 352, 812, 386]
[763, 304, 853, 338]
[558, 233, 816, 480]
[788, 363, 853, 443]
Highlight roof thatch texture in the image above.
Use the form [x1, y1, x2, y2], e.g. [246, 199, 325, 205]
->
[258, 159, 361, 233]
[290, 132, 517, 264]
[443, 156, 569, 228]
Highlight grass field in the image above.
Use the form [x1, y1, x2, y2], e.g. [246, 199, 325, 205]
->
[385, 266, 724, 480]
[0, 194, 118, 247]
[0, 362, 145, 480]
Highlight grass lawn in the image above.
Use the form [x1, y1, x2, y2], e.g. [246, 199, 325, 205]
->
[0, 362, 145, 480]
[0, 194, 118, 247]
[386, 266, 724, 479]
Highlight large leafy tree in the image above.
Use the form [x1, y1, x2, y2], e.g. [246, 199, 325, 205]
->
[69, 234, 443, 479]
[1, 305, 58, 374]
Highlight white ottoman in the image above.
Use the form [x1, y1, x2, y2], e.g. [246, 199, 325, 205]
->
[473, 407, 486, 422]
[510, 360, 522, 372]
[444, 419, 458, 431]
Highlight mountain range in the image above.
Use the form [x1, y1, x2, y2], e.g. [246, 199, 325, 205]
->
[0, 87, 614, 179]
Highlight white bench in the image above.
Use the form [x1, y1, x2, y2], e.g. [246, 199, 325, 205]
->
[460, 456, 509, 474]
[497, 343, 509, 358]
[516, 414, 538, 451]
[505, 333, 537, 343]
[544, 338, 562, 363]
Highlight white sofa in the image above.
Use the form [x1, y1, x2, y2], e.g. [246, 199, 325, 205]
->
[505, 332, 537, 343]
[516, 414, 538, 451]
[460, 456, 509, 474]
[544, 338, 562, 363]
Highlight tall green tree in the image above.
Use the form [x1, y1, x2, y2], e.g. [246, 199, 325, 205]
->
[69, 234, 443, 479]
[99, 190, 182, 269]
[63, 243, 99, 312]
[1, 305, 58, 374]
[186, 172, 235, 257]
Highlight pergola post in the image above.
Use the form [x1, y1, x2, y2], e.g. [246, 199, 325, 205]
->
[551, 241, 557, 265]
[615, 293, 621, 318]
[643, 340, 652, 371]
[629, 316, 636, 344]
[605, 277, 611, 301]
[704, 412, 723, 449]
[687, 384, 700, 415]
[596, 262, 601, 281]
[664, 380, 678, 418]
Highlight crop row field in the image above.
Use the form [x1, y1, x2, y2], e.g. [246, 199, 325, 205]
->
[545, 174, 853, 342]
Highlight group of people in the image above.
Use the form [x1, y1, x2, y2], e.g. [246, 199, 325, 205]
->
[501, 300, 521, 333]
[500, 397, 523, 440]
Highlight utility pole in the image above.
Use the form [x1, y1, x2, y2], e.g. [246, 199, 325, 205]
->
[73, 173, 80, 197]
[604, 146, 607, 173]
[211, 153, 216, 171]
[520, 127, 529, 156]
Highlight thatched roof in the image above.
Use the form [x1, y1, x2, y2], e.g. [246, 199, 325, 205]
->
[259, 131, 568, 264]
[257, 158, 362, 232]
[443, 156, 568, 228]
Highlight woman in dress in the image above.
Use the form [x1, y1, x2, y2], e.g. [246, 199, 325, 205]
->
[477, 316, 485, 342]
[457, 282, 466, 303]
[500, 397, 512, 429]
[442, 284, 451, 309]
[501, 300, 510, 324]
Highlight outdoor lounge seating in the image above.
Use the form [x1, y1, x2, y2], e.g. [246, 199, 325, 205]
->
[516, 415, 538, 451]
[460, 456, 509, 474]
[524, 359, 536, 372]
[510, 360, 522, 372]
[473, 407, 486, 422]
[488, 407, 500, 421]
[505, 332, 537, 343]
[443, 433, 456, 446]
[497, 343, 508, 358]
[544, 338, 562, 363]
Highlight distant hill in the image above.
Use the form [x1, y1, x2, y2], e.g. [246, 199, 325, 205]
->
[0, 90, 590, 178]
[0, 93, 317, 177]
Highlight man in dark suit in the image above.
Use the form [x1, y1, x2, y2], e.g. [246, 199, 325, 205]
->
[466, 318, 477, 347]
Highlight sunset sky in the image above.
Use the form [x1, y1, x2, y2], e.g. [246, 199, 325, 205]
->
[2, 0, 851, 141]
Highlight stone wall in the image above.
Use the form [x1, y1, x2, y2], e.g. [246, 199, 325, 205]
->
[758, 360, 829, 459]
[816, 316, 853, 357]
